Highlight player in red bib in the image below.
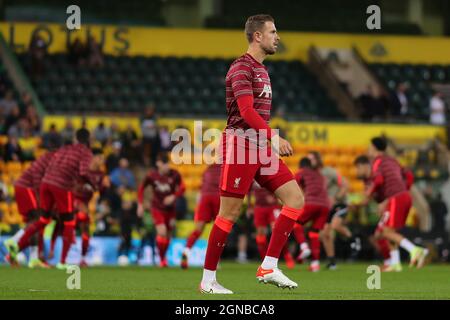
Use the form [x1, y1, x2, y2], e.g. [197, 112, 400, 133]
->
[6, 129, 96, 270]
[200, 15, 305, 294]
[294, 156, 330, 272]
[4, 137, 60, 268]
[362, 137, 427, 271]
[137, 152, 185, 267]
[180, 163, 221, 269]
[248, 182, 295, 269]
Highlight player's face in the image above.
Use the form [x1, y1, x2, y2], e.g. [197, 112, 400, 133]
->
[355, 164, 370, 179]
[259, 21, 280, 55]
[156, 160, 170, 174]
[307, 153, 318, 168]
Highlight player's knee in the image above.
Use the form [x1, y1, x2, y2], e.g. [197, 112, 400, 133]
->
[218, 208, 240, 221]
[284, 193, 304, 210]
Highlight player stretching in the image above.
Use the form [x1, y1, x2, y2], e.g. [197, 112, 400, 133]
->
[200, 14, 305, 294]
[4, 137, 60, 267]
[364, 137, 427, 271]
[181, 163, 221, 269]
[137, 152, 185, 267]
[248, 182, 295, 268]
[294, 157, 330, 272]
[309, 151, 360, 270]
[5, 129, 95, 270]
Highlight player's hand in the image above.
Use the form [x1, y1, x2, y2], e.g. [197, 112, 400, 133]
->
[82, 183, 94, 192]
[271, 135, 293, 157]
[163, 195, 176, 206]
[137, 204, 144, 218]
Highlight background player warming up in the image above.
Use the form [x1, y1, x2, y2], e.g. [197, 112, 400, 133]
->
[181, 163, 221, 269]
[199, 14, 305, 294]
[247, 181, 295, 268]
[293, 157, 330, 272]
[362, 137, 427, 271]
[4, 136, 61, 268]
[137, 152, 185, 267]
[6, 129, 95, 270]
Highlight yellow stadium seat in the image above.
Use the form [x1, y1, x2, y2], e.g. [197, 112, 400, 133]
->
[5, 162, 22, 174]
[0, 135, 8, 145]
[22, 162, 32, 171]
[1, 174, 11, 184]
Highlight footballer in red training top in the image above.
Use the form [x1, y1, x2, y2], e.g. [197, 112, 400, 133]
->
[137, 152, 185, 267]
[364, 137, 427, 271]
[200, 14, 305, 294]
[294, 156, 330, 272]
[6, 129, 95, 270]
[5, 137, 61, 268]
[49, 148, 106, 267]
[181, 163, 221, 269]
[248, 182, 295, 269]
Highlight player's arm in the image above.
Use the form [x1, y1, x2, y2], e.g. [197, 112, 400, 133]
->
[79, 148, 94, 183]
[231, 63, 292, 156]
[163, 173, 185, 206]
[402, 167, 414, 190]
[335, 173, 349, 201]
[137, 174, 153, 217]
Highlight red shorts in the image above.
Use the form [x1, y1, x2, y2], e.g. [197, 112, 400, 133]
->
[254, 205, 280, 227]
[297, 203, 330, 230]
[76, 211, 90, 224]
[14, 185, 38, 222]
[194, 194, 220, 223]
[377, 191, 412, 230]
[219, 135, 294, 198]
[152, 207, 176, 230]
[40, 183, 74, 214]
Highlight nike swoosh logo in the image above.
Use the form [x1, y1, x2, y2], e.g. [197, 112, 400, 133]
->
[258, 269, 273, 276]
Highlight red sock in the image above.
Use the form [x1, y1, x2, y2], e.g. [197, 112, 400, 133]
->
[203, 216, 234, 271]
[186, 229, 202, 249]
[61, 220, 75, 264]
[81, 232, 90, 257]
[266, 206, 302, 259]
[377, 238, 391, 260]
[293, 223, 306, 244]
[156, 235, 170, 261]
[18, 216, 51, 251]
[255, 234, 268, 259]
[308, 231, 321, 261]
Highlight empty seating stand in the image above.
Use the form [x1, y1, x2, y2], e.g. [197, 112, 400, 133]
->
[17, 53, 342, 119]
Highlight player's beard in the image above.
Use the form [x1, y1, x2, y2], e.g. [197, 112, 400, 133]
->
[262, 44, 276, 55]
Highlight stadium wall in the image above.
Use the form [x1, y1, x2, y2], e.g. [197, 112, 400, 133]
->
[2, 22, 450, 63]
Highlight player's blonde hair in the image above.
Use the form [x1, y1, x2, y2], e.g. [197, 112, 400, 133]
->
[245, 14, 274, 43]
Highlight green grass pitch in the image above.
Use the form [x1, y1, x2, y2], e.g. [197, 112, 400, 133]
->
[1, 262, 449, 300]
